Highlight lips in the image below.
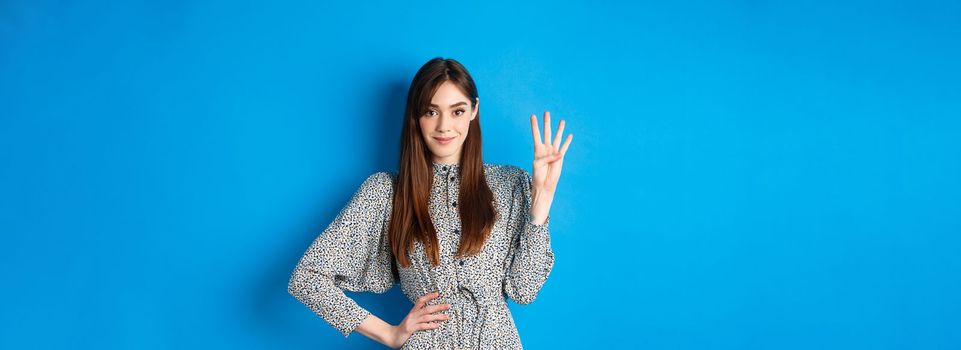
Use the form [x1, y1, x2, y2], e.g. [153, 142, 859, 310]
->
[433, 136, 454, 145]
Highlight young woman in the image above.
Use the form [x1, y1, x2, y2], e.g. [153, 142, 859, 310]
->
[288, 57, 573, 349]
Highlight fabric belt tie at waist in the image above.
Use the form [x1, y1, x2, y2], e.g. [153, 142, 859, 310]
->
[448, 281, 502, 349]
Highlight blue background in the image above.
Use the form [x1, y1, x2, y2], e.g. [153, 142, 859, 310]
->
[2, 0, 959, 349]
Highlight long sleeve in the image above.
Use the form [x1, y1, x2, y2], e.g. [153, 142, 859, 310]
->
[501, 167, 555, 304]
[287, 171, 398, 337]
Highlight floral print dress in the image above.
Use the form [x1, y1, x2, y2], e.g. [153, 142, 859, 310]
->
[288, 161, 554, 349]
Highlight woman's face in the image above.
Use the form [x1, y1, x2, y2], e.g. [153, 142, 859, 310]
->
[419, 80, 478, 165]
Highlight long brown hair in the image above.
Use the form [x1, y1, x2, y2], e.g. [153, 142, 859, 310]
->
[389, 57, 497, 267]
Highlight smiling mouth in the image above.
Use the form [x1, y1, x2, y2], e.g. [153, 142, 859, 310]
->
[433, 136, 455, 144]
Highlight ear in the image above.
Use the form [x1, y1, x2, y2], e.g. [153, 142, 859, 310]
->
[471, 97, 479, 121]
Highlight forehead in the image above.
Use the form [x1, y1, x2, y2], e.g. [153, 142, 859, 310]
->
[430, 81, 470, 105]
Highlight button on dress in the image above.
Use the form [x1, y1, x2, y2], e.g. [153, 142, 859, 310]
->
[288, 161, 554, 349]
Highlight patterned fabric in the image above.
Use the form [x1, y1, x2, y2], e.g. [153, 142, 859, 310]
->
[288, 161, 554, 349]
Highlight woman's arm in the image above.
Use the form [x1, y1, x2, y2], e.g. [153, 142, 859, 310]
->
[355, 292, 451, 349]
[287, 172, 397, 336]
[356, 314, 397, 347]
[500, 111, 572, 303]
[288, 172, 452, 346]
[501, 168, 555, 304]
[530, 186, 554, 225]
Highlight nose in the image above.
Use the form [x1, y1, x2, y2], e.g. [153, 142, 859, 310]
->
[436, 112, 453, 132]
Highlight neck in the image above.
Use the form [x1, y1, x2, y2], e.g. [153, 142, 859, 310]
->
[431, 154, 460, 166]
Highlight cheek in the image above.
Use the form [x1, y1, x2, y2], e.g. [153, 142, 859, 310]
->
[418, 119, 433, 137]
[457, 119, 472, 134]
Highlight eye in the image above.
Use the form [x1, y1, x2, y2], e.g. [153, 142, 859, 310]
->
[425, 109, 438, 117]
[454, 109, 465, 116]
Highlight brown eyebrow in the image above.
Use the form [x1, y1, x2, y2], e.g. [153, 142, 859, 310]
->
[429, 101, 469, 108]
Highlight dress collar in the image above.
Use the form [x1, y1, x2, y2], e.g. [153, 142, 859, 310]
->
[431, 160, 460, 174]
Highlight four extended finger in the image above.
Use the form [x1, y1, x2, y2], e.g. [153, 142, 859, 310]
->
[560, 133, 573, 156]
[530, 112, 572, 166]
[553, 120, 565, 151]
[543, 111, 552, 147]
[530, 114, 542, 145]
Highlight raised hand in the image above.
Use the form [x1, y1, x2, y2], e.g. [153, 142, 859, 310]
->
[530, 111, 573, 194]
